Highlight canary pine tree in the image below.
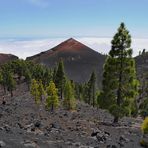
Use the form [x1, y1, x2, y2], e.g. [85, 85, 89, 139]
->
[24, 68, 32, 89]
[88, 71, 96, 107]
[100, 23, 139, 123]
[0, 71, 2, 86]
[46, 81, 59, 112]
[63, 80, 76, 110]
[55, 60, 66, 99]
[6, 71, 16, 97]
[38, 80, 45, 102]
[30, 79, 40, 105]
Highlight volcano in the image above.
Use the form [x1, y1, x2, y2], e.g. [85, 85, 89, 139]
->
[27, 38, 106, 84]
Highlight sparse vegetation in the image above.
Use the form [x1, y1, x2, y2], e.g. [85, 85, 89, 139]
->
[0, 31, 147, 147]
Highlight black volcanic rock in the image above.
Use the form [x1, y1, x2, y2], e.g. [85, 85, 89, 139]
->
[27, 38, 106, 84]
[0, 53, 18, 65]
[0, 82, 143, 148]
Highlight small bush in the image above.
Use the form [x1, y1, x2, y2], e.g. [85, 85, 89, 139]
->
[109, 104, 125, 119]
[142, 117, 148, 134]
[140, 139, 148, 148]
[141, 110, 148, 119]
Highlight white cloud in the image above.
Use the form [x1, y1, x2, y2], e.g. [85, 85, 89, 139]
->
[78, 37, 148, 56]
[0, 37, 147, 59]
[0, 38, 64, 59]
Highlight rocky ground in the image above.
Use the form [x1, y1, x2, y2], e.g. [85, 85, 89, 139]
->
[0, 83, 143, 148]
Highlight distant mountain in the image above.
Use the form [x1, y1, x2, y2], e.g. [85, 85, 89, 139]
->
[135, 52, 148, 104]
[135, 52, 148, 74]
[27, 38, 106, 85]
[0, 53, 18, 65]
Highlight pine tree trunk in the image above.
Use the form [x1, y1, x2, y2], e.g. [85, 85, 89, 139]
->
[114, 116, 119, 123]
[93, 85, 95, 107]
[51, 104, 54, 112]
[89, 95, 91, 105]
[116, 48, 124, 123]
[60, 89, 62, 100]
[3, 85, 6, 94]
[117, 85, 121, 106]
[11, 90, 13, 97]
[117, 57, 123, 106]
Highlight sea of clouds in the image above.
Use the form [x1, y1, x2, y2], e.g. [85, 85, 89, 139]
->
[0, 37, 147, 59]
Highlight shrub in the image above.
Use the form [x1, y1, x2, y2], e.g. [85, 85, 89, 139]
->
[140, 139, 148, 148]
[142, 117, 148, 134]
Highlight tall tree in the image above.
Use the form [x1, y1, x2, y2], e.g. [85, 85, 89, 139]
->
[38, 80, 45, 102]
[1, 65, 9, 93]
[100, 23, 139, 123]
[42, 68, 52, 87]
[46, 81, 59, 112]
[30, 79, 40, 105]
[24, 68, 32, 89]
[53, 67, 57, 82]
[6, 71, 16, 97]
[82, 83, 90, 103]
[55, 60, 66, 99]
[63, 80, 76, 110]
[0, 71, 2, 86]
[88, 71, 97, 107]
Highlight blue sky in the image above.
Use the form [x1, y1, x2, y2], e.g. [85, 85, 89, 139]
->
[0, 0, 148, 59]
[0, 0, 148, 38]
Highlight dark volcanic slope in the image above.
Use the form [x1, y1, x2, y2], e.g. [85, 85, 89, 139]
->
[27, 38, 106, 84]
[0, 53, 18, 65]
[135, 52, 148, 74]
[0, 83, 143, 148]
[135, 52, 148, 103]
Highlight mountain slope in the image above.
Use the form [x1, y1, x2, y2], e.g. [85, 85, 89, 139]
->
[0, 82, 143, 148]
[135, 52, 148, 74]
[27, 38, 106, 84]
[135, 52, 148, 104]
[0, 53, 18, 65]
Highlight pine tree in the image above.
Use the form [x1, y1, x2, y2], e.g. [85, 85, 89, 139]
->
[55, 60, 66, 99]
[38, 80, 45, 102]
[46, 81, 59, 112]
[0, 71, 2, 86]
[32, 64, 45, 81]
[88, 71, 97, 107]
[100, 23, 139, 123]
[30, 79, 40, 104]
[12, 59, 26, 82]
[42, 68, 52, 87]
[6, 71, 16, 97]
[141, 117, 148, 134]
[1, 65, 9, 93]
[24, 68, 32, 89]
[63, 80, 76, 110]
[75, 83, 81, 100]
[82, 83, 90, 103]
[53, 67, 57, 82]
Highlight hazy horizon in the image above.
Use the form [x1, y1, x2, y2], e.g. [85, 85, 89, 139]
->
[0, 37, 148, 59]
